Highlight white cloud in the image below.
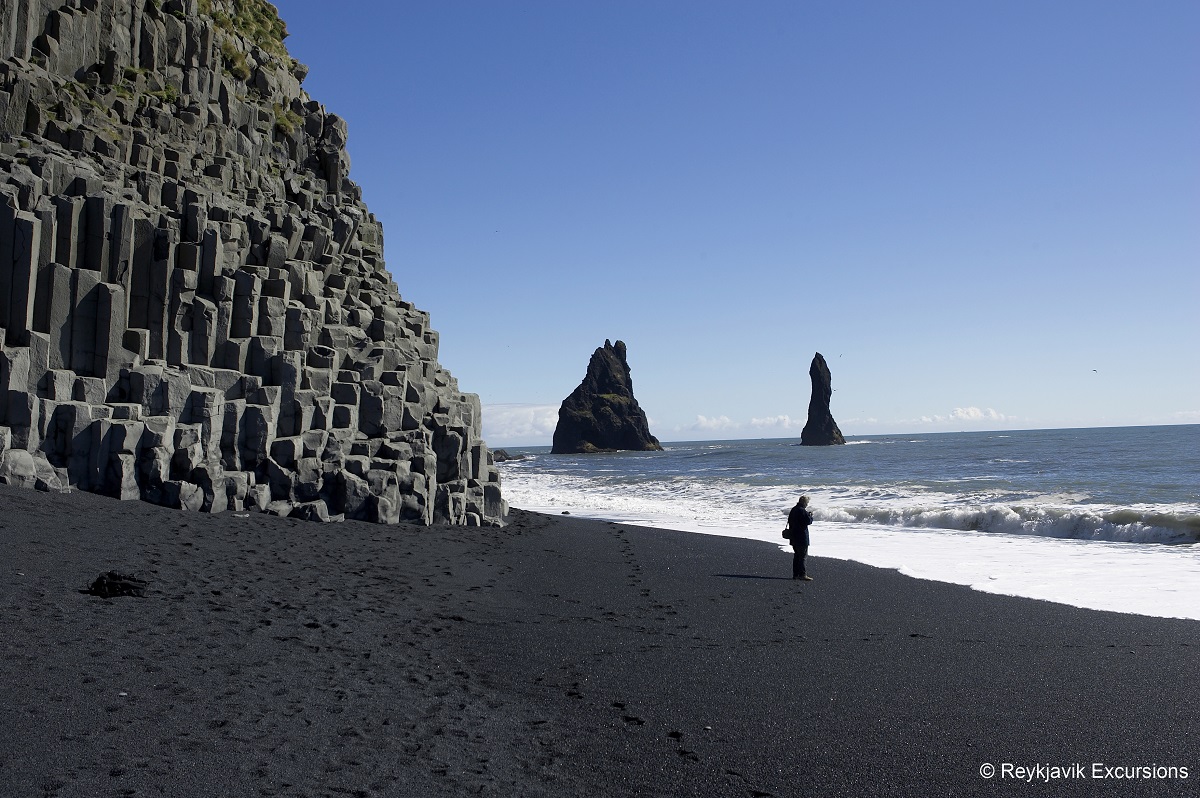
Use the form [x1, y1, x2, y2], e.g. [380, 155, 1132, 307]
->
[482, 404, 559, 446]
[749, 414, 801, 429]
[950, 406, 1010, 422]
[915, 406, 1015, 426]
[687, 414, 738, 431]
[672, 413, 805, 438]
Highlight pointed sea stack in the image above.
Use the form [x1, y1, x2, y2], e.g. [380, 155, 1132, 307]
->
[551, 340, 663, 454]
[799, 352, 845, 446]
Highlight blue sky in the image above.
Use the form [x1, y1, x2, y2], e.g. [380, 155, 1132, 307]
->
[275, 1, 1199, 446]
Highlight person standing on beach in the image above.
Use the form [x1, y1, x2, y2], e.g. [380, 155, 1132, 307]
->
[784, 496, 814, 581]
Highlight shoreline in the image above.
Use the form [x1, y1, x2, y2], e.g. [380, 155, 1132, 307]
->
[2, 486, 1196, 796]
[509, 502, 1200, 622]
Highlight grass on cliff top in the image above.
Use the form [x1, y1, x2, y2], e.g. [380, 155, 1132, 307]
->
[273, 101, 302, 134]
[220, 38, 252, 81]
[201, 0, 290, 61]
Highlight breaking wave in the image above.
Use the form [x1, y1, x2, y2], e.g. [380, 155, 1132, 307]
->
[500, 468, 1199, 546]
[816, 503, 1200, 545]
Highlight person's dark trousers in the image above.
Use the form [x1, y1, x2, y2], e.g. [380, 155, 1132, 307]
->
[792, 544, 808, 579]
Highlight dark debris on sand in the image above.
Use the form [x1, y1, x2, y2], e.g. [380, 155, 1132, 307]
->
[82, 572, 149, 598]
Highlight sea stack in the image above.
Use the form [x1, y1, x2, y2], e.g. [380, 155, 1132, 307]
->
[0, 0, 504, 525]
[551, 340, 663, 454]
[799, 352, 845, 446]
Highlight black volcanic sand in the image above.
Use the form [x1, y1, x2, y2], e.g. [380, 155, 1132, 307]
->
[1, 486, 1196, 797]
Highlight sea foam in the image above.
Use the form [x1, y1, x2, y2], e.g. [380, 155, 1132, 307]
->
[500, 467, 1200, 620]
[497, 428, 1200, 620]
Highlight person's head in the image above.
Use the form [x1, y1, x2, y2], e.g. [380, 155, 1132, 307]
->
[797, 495, 809, 508]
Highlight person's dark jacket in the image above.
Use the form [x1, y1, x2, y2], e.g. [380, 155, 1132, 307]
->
[786, 504, 813, 546]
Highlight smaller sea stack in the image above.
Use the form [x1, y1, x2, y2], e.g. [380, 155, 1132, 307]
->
[552, 340, 663, 454]
[800, 352, 845, 446]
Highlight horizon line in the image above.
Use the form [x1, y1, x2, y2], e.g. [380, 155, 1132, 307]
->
[486, 421, 1200, 449]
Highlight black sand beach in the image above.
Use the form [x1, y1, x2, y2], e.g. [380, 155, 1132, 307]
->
[1, 484, 1195, 797]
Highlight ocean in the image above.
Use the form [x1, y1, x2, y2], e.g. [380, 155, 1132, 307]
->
[496, 425, 1200, 621]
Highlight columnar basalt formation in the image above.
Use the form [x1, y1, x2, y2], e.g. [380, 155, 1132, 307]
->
[799, 351, 845, 446]
[0, 0, 505, 524]
[552, 339, 663, 454]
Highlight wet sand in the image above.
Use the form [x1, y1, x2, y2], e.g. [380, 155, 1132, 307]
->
[1, 485, 1195, 796]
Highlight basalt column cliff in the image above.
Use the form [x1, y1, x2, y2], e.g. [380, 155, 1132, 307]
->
[0, 0, 505, 524]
